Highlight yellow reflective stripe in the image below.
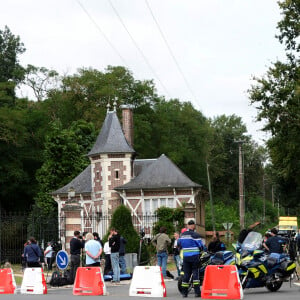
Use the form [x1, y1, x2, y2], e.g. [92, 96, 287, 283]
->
[287, 263, 296, 271]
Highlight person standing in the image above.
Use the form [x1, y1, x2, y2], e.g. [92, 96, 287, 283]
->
[109, 228, 121, 284]
[119, 233, 127, 274]
[44, 242, 54, 270]
[93, 232, 103, 247]
[151, 227, 171, 279]
[103, 241, 112, 275]
[70, 231, 83, 283]
[85, 233, 102, 266]
[178, 220, 205, 298]
[263, 227, 286, 254]
[173, 231, 181, 279]
[24, 237, 42, 267]
[207, 232, 226, 253]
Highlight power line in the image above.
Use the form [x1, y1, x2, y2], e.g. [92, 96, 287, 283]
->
[107, 0, 171, 98]
[145, 0, 199, 109]
[76, 0, 128, 66]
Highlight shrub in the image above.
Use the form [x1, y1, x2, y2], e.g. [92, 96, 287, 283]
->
[153, 207, 184, 235]
[109, 205, 140, 253]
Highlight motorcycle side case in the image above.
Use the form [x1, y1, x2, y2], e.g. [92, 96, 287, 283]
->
[210, 250, 234, 265]
[279, 260, 296, 276]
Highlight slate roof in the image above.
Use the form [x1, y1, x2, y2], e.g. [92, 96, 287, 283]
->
[115, 154, 201, 190]
[133, 159, 156, 177]
[52, 165, 92, 195]
[88, 111, 135, 157]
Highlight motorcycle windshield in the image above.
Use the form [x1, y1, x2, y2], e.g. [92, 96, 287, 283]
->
[241, 232, 262, 251]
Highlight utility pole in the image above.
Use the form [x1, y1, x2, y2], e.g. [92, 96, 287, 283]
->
[262, 175, 266, 224]
[235, 140, 245, 230]
[207, 163, 216, 234]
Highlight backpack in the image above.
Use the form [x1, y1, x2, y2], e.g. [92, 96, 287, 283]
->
[50, 270, 70, 287]
[50, 271, 62, 287]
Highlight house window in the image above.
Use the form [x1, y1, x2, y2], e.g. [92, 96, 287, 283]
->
[144, 198, 175, 213]
[144, 199, 151, 214]
[115, 170, 119, 179]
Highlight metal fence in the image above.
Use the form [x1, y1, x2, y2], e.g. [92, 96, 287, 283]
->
[0, 212, 58, 265]
[59, 213, 158, 241]
[0, 211, 157, 265]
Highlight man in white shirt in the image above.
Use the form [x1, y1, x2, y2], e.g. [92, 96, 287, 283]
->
[103, 241, 112, 275]
[44, 242, 54, 270]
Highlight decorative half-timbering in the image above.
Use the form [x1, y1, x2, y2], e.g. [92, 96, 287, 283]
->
[52, 105, 206, 250]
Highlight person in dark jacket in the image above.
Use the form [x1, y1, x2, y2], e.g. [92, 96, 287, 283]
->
[70, 231, 83, 283]
[263, 228, 286, 254]
[178, 220, 205, 298]
[208, 232, 226, 253]
[109, 228, 121, 284]
[118, 233, 127, 274]
[93, 232, 103, 247]
[23, 237, 42, 267]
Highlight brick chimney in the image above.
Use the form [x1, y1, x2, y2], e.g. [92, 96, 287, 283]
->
[121, 105, 134, 147]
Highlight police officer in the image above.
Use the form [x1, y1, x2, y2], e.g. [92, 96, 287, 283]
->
[178, 220, 205, 298]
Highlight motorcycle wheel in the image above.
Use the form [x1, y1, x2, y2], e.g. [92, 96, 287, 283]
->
[265, 280, 283, 292]
[177, 275, 193, 294]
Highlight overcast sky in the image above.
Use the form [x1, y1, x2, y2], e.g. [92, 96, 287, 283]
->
[0, 0, 286, 144]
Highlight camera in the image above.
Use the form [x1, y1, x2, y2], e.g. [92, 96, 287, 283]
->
[51, 241, 62, 253]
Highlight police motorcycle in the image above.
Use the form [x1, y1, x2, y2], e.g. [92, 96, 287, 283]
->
[177, 249, 235, 294]
[235, 231, 297, 292]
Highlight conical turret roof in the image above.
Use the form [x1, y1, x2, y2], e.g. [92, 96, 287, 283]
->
[88, 111, 135, 156]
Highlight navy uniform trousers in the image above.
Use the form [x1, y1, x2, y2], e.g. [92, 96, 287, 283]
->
[181, 255, 200, 296]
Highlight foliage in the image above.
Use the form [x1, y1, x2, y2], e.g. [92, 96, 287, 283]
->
[109, 205, 140, 253]
[0, 99, 48, 211]
[205, 196, 279, 238]
[23, 64, 60, 101]
[248, 0, 300, 213]
[205, 200, 240, 236]
[208, 115, 266, 204]
[0, 26, 25, 106]
[153, 206, 184, 235]
[32, 120, 96, 217]
[148, 100, 211, 186]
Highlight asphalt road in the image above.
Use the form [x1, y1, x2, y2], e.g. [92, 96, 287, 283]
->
[0, 280, 299, 299]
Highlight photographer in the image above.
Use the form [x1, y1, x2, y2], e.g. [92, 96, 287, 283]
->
[70, 231, 83, 284]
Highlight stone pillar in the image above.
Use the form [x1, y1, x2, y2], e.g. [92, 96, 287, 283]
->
[183, 203, 196, 225]
[195, 190, 208, 238]
[62, 205, 82, 253]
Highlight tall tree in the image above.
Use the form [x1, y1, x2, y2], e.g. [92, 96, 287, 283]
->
[248, 0, 300, 213]
[0, 26, 25, 106]
[23, 64, 60, 102]
[33, 120, 96, 217]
